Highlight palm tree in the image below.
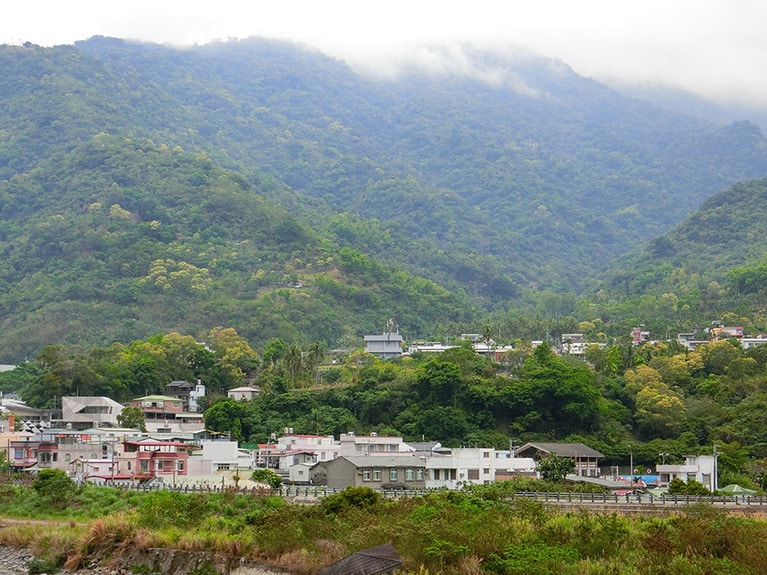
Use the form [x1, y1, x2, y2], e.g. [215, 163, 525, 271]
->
[305, 341, 325, 386]
[283, 344, 304, 386]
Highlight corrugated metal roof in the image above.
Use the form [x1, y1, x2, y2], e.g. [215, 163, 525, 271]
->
[341, 455, 426, 468]
[515, 442, 604, 458]
[318, 543, 402, 575]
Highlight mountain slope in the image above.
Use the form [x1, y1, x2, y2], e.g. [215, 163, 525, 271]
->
[595, 177, 767, 301]
[0, 135, 476, 361]
[4, 38, 767, 296]
[2, 37, 767, 357]
[74, 39, 767, 290]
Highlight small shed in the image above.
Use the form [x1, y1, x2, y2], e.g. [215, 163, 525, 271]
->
[318, 542, 402, 575]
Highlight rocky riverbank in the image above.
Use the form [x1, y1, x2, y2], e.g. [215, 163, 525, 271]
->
[0, 545, 289, 575]
[0, 545, 34, 575]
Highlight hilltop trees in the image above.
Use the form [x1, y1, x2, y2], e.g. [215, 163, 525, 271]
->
[17, 328, 258, 407]
[508, 342, 603, 436]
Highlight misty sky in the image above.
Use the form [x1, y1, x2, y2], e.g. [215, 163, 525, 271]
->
[3, 0, 767, 109]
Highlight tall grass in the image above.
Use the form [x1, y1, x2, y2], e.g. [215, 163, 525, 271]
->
[4, 483, 767, 574]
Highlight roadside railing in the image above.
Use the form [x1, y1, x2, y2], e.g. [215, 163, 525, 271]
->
[96, 481, 767, 508]
[512, 490, 767, 507]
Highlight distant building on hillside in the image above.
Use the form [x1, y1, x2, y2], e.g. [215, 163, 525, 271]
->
[677, 332, 709, 350]
[741, 336, 767, 350]
[514, 442, 604, 478]
[227, 386, 261, 401]
[560, 334, 585, 356]
[711, 326, 743, 340]
[631, 328, 651, 344]
[53, 396, 124, 430]
[364, 319, 403, 359]
[165, 380, 206, 412]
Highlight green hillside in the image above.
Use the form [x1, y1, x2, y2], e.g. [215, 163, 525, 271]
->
[3, 37, 767, 355]
[0, 135, 475, 361]
[596, 177, 767, 299]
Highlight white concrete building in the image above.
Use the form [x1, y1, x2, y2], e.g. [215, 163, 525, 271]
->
[656, 454, 718, 492]
[277, 434, 338, 461]
[561, 334, 585, 356]
[339, 432, 414, 457]
[55, 396, 124, 430]
[364, 320, 403, 359]
[423, 447, 536, 489]
[192, 439, 253, 472]
[741, 337, 767, 350]
[227, 386, 261, 401]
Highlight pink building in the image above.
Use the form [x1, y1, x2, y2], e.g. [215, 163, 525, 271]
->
[121, 439, 189, 481]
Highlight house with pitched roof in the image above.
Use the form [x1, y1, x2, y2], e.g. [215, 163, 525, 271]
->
[310, 455, 426, 490]
[514, 442, 604, 478]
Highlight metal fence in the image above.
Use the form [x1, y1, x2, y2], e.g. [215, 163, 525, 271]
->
[11, 475, 767, 509]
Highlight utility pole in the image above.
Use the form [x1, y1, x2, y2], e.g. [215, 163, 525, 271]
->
[713, 443, 719, 492]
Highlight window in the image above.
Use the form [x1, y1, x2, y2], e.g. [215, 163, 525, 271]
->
[467, 469, 480, 480]
[389, 469, 398, 482]
[373, 469, 382, 481]
[483, 451, 490, 458]
[405, 468, 415, 481]
[140, 460, 149, 472]
[177, 460, 184, 471]
[416, 468, 424, 481]
[483, 468, 491, 475]
[363, 469, 371, 481]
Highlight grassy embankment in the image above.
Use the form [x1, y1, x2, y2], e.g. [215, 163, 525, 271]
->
[2, 479, 767, 574]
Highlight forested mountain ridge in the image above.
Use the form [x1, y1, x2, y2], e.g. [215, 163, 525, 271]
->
[0, 135, 476, 361]
[4, 38, 767, 287]
[3, 37, 767, 357]
[597, 176, 767, 303]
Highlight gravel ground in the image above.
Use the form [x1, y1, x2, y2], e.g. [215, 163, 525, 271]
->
[0, 545, 34, 575]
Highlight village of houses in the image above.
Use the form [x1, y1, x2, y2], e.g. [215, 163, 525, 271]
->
[2, 323, 762, 494]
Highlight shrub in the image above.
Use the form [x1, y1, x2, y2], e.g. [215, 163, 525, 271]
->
[320, 486, 381, 515]
[137, 491, 211, 529]
[668, 477, 710, 495]
[251, 468, 282, 489]
[28, 556, 64, 575]
[537, 455, 575, 483]
[32, 469, 76, 508]
[485, 543, 580, 575]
